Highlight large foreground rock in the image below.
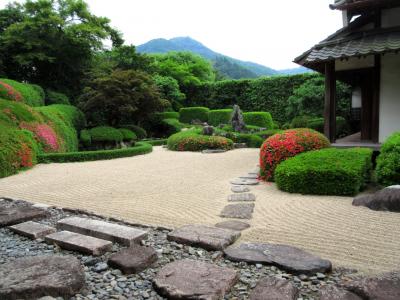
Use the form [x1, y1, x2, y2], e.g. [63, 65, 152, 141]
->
[250, 277, 299, 300]
[153, 259, 238, 300]
[108, 244, 158, 274]
[353, 187, 400, 212]
[0, 255, 85, 300]
[0, 205, 47, 227]
[224, 243, 332, 275]
[57, 216, 148, 246]
[319, 286, 362, 300]
[167, 224, 240, 250]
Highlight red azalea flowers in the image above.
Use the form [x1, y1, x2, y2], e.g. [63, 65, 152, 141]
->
[260, 128, 330, 181]
[0, 81, 23, 102]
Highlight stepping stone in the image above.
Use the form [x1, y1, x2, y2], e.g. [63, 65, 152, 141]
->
[231, 185, 250, 193]
[249, 168, 260, 175]
[250, 277, 299, 300]
[230, 178, 259, 185]
[57, 216, 148, 246]
[240, 173, 259, 179]
[319, 285, 362, 300]
[0, 205, 47, 227]
[220, 203, 255, 219]
[215, 220, 250, 231]
[234, 143, 247, 149]
[224, 243, 332, 275]
[167, 224, 240, 250]
[228, 193, 256, 202]
[45, 230, 112, 256]
[0, 255, 85, 299]
[8, 221, 56, 239]
[153, 259, 238, 299]
[108, 244, 158, 274]
[202, 149, 227, 154]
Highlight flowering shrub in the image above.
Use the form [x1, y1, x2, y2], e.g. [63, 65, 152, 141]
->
[167, 130, 233, 151]
[260, 128, 330, 181]
[0, 81, 23, 102]
[20, 122, 60, 152]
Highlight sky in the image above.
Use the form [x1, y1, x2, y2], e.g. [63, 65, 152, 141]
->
[0, 0, 343, 70]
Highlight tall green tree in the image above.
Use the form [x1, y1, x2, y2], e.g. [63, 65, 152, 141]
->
[152, 75, 185, 111]
[0, 0, 123, 97]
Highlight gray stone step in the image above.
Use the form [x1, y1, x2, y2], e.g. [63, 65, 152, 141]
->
[215, 220, 250, 231]
[220, 203, 255, 219]
[57, 217, 148, 246]
[228, 193, 256, 202]
[9, 221, 56, 239]
[202, 149, 227, 154]
[0, 205, 47, 227]
[239, 173, 259, 180]
[45, 231, 113, 256]
[231, 185, 250, 193]
[230, 178, 259, 186]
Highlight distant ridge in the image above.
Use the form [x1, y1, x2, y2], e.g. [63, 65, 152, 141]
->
[137, 37, 310, 79]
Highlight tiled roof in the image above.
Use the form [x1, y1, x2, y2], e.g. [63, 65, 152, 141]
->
[330, 0, 397, 10]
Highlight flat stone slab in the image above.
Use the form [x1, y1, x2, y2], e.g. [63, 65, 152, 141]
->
[45, 230, 112, 256]
[234, 143, 247, 149]
[250, 277, 299, 300]
[215, 220, 250, 231]
[239, 173, 259, 179]
[0, 255, 85, 299]
[230, 178, 259, 185]
[228, 193, 256, 202]
[319, 286, 362, 300]
[231, 185, 250, 193]
[248, 168, 260, 175]
[167, 224, 240, 250]
[224, 243, 332, 275]
[153, 259, 238, 299]
[9, 221, 56, 239]
[108, 244, 158, 274]
[0, 205, 47, 227]
[353, 188, 400, 212]
[202, 149, 227, 154]
[220, 203, 255, 219]
[57, 216, 148, 246]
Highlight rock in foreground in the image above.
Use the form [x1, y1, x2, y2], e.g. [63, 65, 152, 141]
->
[0, 255, 85, 300]
[224, 243, 332, 275]
[0, 205, 47, 227]
[353, 187, 400, 212]
[153, 259, 238, 300]
[250, 277, 299, 300]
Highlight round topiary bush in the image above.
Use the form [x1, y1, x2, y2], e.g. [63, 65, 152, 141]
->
[120, 124, 147, 140]
[167, 130, 233, 151]
[243, 112, 273, 129]
[260, 128, 330, 181]
[90, 126, 123, 143]
[208, 109, 233, 126]
[118, 128, 137, 141]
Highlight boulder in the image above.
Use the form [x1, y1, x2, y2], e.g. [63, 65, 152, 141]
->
[319, 285, 362, 300]
[202, 125, 214, 136]
[250, 277, 299, 300]
[224, 243, 332, 275]
[353, 187, 400, 212]
[0, 255, 85, 300]
[153, 259, 238, 299]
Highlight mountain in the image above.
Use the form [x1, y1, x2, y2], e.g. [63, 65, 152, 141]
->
[137, 37, 309, 79]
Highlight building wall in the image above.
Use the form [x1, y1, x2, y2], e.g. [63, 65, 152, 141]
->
[379, 53, 400, 143]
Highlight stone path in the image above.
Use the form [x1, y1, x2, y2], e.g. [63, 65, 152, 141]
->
[9, 221, 56, 239]
[0, 205, 47, 226]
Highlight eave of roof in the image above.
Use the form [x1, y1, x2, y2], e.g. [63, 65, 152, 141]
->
[330, 0, 400, 11]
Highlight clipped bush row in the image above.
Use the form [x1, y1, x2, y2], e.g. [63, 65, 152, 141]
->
[167, 130, 233, 151]
[0, 79, 45, 106]
[179, 107, 210, 124]
[260, 128, 330, 181]
[243, 112, 273, 129]
[80, 126, 137, 149]
[275, 148, 373, 196]
[208, 109, 232, 126]
[290, 115, 348, 137]
[376, 132, 400, 187]
[155, 111, 180, 120]
[120, 124, 147, 139]
[143, 139, 167, 146]
[38, 142, 152, 163]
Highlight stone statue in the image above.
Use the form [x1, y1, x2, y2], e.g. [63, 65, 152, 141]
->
[231, 105, 245, 132]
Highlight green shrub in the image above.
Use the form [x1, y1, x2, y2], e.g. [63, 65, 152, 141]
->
[155, 111, 180, 120]
[290, 115, 310, 129]
[167, 130, 233, 151]
[80, 129, 91, 147]
[254, 129, 284, 139]
[275, 148, 373, 196]
[0, 79, 45, 106]
[143, 139, 167, 146]
[120, 124, 147, 139]
[38, 142, 152, 163]
[243, 112, 273, 129]
[376, 132, 400, 186]
[228, 133, 264, 148]
[161, 118, 184, 136]
[208, 109, 233, 126]
[89, 126, 123, 143]
[179, 107, 209, 124]
[31, 85, 46, 101]
[46, 90, 71, 105]
[304, 116, 348, 137]
[118, 128, 137, 141]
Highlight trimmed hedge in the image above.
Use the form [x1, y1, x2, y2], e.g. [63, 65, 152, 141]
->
[143, 139, 167, 146]
[243, 112, 273, 129]
[120, 124, 147, 140]
[291, 116, 348, 137]
[226, 133, 264, 148]
[275, 148, 373, 196]
[155, 111, 180, 120]
[38, 142, 152, 163]
[118, 128, 137, 141]
[208, 109, 232, 126]
[0, 79, 45, 106]
[376, 132, 400, 186]
[260, 128, 330, 181]
[80, 129, 91, 147]
[254, 129, 284, 139]
[90, 126, 123, 143]
[161, 118, 184, 136]
[167, 130, 233, 151]
[46, 90, 70, 105]
[179, 107, 209, 124]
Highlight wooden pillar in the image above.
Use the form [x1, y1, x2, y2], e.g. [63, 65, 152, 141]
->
[324, 62, 336, 143]
[371, 54, 380, 143]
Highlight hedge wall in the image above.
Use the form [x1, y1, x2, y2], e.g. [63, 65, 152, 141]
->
[208, 109, 232, 126]
[243, 112, 273, 129]
[376, 132, 400, 187]
[179, 107, 209, 123]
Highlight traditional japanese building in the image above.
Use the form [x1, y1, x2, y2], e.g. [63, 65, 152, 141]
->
[294, 0, 400, 147]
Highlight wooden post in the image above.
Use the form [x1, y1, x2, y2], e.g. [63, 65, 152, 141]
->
[371, 54, 381, 143]
[324, 62, 336, 142]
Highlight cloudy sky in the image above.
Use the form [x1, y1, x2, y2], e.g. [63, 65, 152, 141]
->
[0, 0, 343, 70]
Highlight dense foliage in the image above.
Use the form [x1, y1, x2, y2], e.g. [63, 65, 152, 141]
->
[120, 124, 147, 140]
[118, 128, 137, 142]
[155, 111, 180, 120]
[260, 129, 330, 181]
[0, 79, 45, 106]
[153, 75, 185, 111]
[45, 90, 70, 105]
[179, 107, 210, 124]
[167, 130, 233, 151]
[290, 116, 349, 138]
[208, 109, 232, 126]
[376, 132, 400, 187]
[243, 112, 273, 129]
[275, 148, 373, 196]
[89, 126, 123, 143]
